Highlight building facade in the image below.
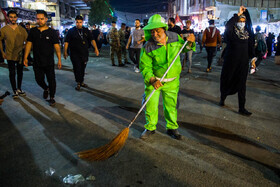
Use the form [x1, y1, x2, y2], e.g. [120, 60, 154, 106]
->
[171, 0, 280, 33]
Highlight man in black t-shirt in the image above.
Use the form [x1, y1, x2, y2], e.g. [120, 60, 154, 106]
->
[168, 18, 181, 35]
[180, 20, 195, 73]
[64, 15, 99, 91]
[24, 10, 62, 106]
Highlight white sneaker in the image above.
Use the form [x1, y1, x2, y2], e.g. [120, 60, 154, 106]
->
[134, 67, 140, 73]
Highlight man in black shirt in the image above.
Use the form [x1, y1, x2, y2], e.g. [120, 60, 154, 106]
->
[64, 15, 99, 91]
[23, 10, 62, 106]
[168, 18, 181, 35]
[180, 20, 195, 73]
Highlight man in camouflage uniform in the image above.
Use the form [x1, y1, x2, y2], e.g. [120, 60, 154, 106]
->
[119, 23, 129, 64]
[106, 21, 124, 66]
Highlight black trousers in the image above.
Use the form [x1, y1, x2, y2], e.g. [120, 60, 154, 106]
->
[70, 55, 87, 84]
[7, 60, 23, 92]
[205, 47, 216, 68]
[129, 48, 141, 68]
[33, 66, 56, 98]
[221, 85, 246, 110]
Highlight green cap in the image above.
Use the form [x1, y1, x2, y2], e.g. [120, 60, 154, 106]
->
[143, 14, 168, 41]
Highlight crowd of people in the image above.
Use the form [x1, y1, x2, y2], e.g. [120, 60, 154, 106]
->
[0, 7, 280, 140]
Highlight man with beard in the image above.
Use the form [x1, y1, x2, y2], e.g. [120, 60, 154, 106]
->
[126, 19, 145, 73]
[0, 10, 28, 98]
[64, 15, 99, 90]
[23, 10, 62, 106]
[139, 14, 195, 140]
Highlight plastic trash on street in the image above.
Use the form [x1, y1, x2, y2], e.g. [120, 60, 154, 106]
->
[63, 174, 85, 184]
[45, 167, 55, 176]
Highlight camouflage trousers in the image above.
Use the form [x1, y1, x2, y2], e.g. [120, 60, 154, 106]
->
[110, 45, 122, 65]
[120, 46, 128, 63]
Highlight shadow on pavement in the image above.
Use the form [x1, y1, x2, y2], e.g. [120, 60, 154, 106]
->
[179, 120, 280, 184]
[0, 108, 61, 186]
[14, 97, 190, 186]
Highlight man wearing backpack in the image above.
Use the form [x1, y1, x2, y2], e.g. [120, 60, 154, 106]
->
[254, 26, 267, 68]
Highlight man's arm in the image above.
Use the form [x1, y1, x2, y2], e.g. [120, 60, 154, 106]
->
[54, 43, 62, 69]
[63, 42, 69, 59]
[202, 30, 206, 46]
[23, 41, 32, 67]
[91, 40, 99, 56]
[137, 36, 145, 44]
[126, 35, 132, 49]
[0, 30, 6, 59]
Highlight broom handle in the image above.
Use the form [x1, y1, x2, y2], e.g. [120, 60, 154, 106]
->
[128, 40, 189, 128]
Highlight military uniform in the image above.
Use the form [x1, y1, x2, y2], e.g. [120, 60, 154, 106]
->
[107, 27, 122, 66]
[119, 29, 128, 63]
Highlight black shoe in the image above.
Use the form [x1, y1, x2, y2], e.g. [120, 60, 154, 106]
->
[219, 99, 225, 106]
[75, 83, 81, 91]
[112, 64, 116, 66]
[80, 83, 88, 88]
[125, 61, 131, 64]
[12, 90, 19, 99]
[49, 98, 56, 106]
[238, 109, 252, 116]
[118, 63, 125, 67]
[140, 129, 155, 140]
[17, 89, 26, 96]
[166, 129, 182, 140]
[43, 89, 49, 99]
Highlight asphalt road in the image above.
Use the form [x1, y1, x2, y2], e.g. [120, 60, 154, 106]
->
[0, 46, 279, 186]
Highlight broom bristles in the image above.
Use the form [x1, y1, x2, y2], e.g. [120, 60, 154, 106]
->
[76, 127, 130, 161]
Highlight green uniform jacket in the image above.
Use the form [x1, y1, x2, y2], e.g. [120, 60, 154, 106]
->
[140, 31, 192, 85]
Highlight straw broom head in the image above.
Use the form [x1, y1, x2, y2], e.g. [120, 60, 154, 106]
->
[76, 127, 130, 161]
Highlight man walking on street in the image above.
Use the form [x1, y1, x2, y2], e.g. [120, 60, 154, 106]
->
[168, 17, 181, 35]
[126, 19, 145, 73]
[119, 23, 129, 64]
[202, 20, 221, 72]
[0, 10, 28, 98]
[139, 14, 195, 140]
[23, 10, 62, 106]
[107, 21, 124, 67]
[180, 20, 196, 73]
[64, 15, 99, 91]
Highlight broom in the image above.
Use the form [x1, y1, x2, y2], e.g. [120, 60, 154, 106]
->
[0, 91, 10, 99]
[76, 40, 189, 161]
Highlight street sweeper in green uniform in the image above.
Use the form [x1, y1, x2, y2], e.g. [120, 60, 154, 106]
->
[139, 14, 195, 140]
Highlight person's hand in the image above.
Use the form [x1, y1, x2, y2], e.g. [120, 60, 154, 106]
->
[238, 6, 246, 16]
[137, 40, 141, 45]
[150, 77, 163, 90]
[57, 60, 62, 69]
[0, 99, 3, 105]
[95, 49, 99, 56]
[126, 45, 129, 50]
[2, 53, 7, 59]
[63, 52, 68, 60]
[23, 58, 28, 67]
[187, 34, 195, 43]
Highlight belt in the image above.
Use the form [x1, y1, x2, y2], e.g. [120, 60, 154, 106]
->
[156, 77, 176, 83]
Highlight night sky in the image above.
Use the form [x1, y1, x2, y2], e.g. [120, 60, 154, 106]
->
[110, 0, 168, 13]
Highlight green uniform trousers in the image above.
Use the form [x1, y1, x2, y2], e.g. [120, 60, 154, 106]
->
[144, 77, 180, 131]
[110, 45, 122, 65]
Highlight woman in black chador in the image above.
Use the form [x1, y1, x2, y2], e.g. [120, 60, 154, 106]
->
[220, 6, 255, 116]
